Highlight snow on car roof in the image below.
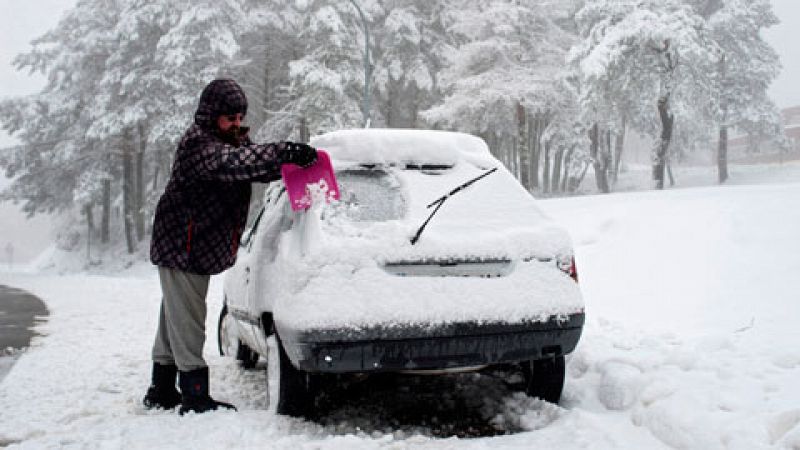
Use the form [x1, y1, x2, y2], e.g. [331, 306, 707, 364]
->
[310, 128, 496, 167]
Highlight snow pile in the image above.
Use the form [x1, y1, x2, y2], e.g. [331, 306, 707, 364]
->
[310, 128, 497, 168]
[1, 181, 799, 448]
[538, 182, 800, 448]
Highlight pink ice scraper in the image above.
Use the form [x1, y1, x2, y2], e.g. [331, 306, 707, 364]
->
[280, 149, 340, 211]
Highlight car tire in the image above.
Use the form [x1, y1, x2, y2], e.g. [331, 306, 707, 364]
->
[520, 355, 566, 404]
[217, 304, 259, 369]
[271, 334, 321, 418]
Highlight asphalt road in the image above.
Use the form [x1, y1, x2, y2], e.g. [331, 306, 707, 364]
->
[0, 284, 48, 351]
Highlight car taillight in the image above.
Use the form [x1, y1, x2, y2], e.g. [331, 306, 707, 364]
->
[557, 256, 579, 283]
[569, 257, 578, 282]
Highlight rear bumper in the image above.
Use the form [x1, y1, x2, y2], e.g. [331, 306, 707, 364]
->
[279, 313, 584, 373]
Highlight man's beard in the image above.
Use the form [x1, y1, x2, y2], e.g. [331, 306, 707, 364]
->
[217, 125, 250, 146]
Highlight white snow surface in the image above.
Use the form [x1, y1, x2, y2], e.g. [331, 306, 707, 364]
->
[275, 259, 582, 332]
[2, 180, 800, 448]
[310, 128, 497, 168]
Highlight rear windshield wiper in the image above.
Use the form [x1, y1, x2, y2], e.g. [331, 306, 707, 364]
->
[410, 167, 498, 245]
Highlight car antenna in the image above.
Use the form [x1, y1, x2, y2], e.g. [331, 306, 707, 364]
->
[410, 167, 498, 245]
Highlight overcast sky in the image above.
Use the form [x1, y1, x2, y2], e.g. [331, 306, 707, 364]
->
[764, 0, 800, 109]
[0, 0, 798, 147]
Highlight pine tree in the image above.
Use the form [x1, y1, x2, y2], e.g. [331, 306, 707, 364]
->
[571, 0, 718, 189]
[705, 0, 782, 183]
[423, 0, 580, 192]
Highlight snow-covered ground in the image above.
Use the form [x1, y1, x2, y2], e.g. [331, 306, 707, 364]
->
[1, 167, 800, 448]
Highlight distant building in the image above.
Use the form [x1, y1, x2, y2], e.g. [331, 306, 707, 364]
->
[782, 106, 800, 149]
[728, 106, 800, 158]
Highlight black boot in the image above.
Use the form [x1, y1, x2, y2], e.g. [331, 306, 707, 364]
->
[178, 367, 236, 415]
[143, 363, 182, 410]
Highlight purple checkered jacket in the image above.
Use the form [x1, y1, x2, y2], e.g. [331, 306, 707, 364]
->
[150, 79, 282, 275]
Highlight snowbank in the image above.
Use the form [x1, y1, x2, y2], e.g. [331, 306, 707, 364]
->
[0, 181, 799, 449]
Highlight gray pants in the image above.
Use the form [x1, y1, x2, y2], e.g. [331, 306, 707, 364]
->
[152, 267, 210, 372]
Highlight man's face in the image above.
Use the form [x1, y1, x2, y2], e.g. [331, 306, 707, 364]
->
[217, 113, 244, 132]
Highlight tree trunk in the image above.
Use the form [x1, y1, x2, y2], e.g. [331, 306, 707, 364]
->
[152, 161, 160, 194]
[152, 145, 172, 193]
[653, 96, 674, 189]
[571, 160, 590, 192]
[717, 125, 729, 184]
[530, 115, 543, 190]
[516, 103, 530, 191]
[613, 119, 626, 183]
[122, 129, 136, 254]
[299, 117, 310, 142]
[717, 54, 729, 184]
[409, 84, 420, 128]
[101, 178, 111, 244]
[552, 146, 564, 193]
[135, 123, 146, 241]
[506, 132, 517, 178]
[590, 123, 610, 193]
[542, 140, 551, 194]
[561, 147, 574, 193]
[384, 81, 395, 127]
[83, 204, 94, 263]
[262, 55, 271, 129]
[667, 162, 675, 187]
[604, 129, 613, 188]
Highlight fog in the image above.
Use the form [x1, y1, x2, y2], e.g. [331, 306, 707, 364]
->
[766, 0, 800, 107]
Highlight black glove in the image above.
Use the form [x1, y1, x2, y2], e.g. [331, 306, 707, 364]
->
[278, 141, 318, 168]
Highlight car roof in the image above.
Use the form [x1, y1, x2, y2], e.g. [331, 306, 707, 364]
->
[310, 128, 496, 168]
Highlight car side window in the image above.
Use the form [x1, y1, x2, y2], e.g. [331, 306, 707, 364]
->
[264, 184, 285, 210]
[240, 207, 265, 248]
[240, 184, 286, 248]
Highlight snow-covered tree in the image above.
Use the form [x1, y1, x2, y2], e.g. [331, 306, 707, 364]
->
[424, 0, 580, 192]
[571, 0, 718, 189]
[87, 0, 258, 249]
[704, 0, 782, 183]
[1, 0, 264, 255]
[0, 0, 117, 224]
[232, 0, 302, 141]
[370, 0, 447, 129]
[2, 0, 790, 266]
[277, 0, 382, 140]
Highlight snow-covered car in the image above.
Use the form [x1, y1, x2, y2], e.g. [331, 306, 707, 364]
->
[219, 129, 584, 417]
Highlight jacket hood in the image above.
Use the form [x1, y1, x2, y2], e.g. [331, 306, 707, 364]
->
[194, 79, 248, 131]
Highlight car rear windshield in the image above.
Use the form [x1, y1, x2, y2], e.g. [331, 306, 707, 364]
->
[335, 169, 406, 221]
